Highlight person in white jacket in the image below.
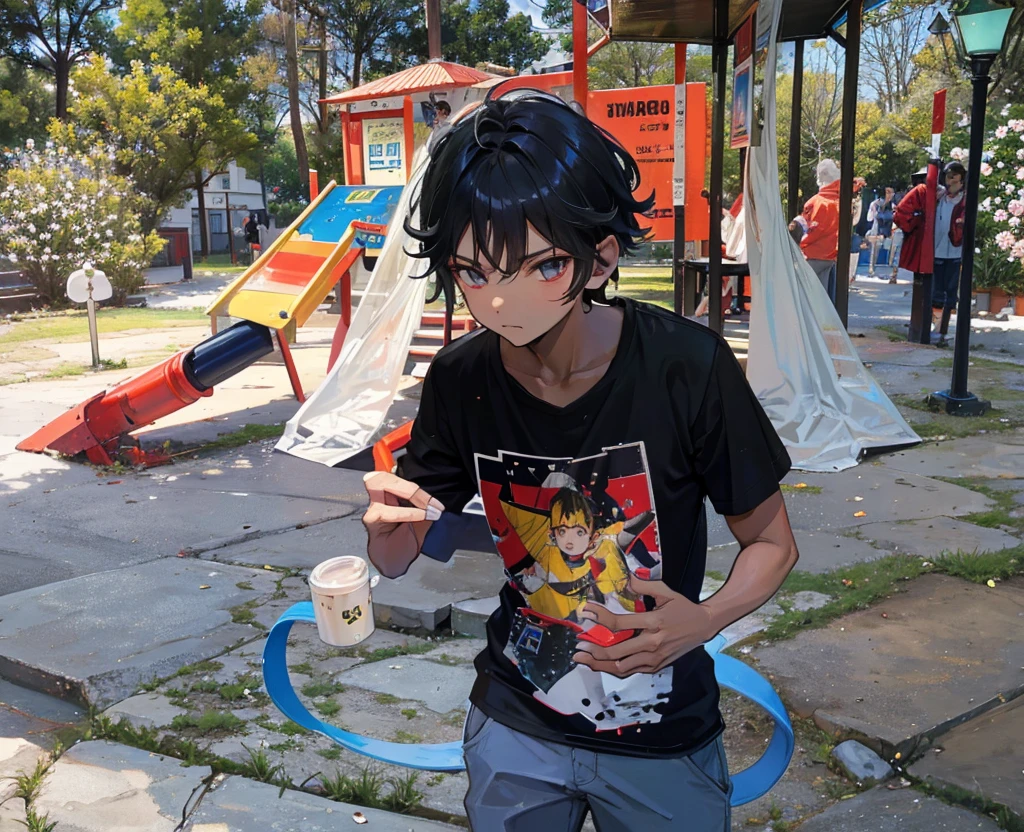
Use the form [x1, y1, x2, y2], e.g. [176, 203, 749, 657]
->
[865, 187, 897, 278]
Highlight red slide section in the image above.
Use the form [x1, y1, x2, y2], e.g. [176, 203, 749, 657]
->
[18, 350, 211, 467]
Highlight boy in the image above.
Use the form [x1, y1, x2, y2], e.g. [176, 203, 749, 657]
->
[363, 90, 799, 831]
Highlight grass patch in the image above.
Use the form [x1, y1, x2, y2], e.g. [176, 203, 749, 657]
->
[401, 708, 419, 720]
[890, 395, 1024, 440]
[190, 679, 220, 694]
[289, 662, 314, 675]
[0, 308, 207, 346]
[11, 757, 50, 804]
[616, 267, 672, 309]
[22, 809, 58, 832]
[432, 653, 464, 666]
[229, 599, 267, 630]
[219, 675, 262, 702]
[393, 729, 423, 744]
[235, 581, 254, 591]
[317, 746, 342, 761]
[763, 548, 1024, 642]
[239, 743, 288, 785]
[876, 324, 906, 342]
[344, 642, 436, 663]
[321, 767, 424, 814]
[170, 709, 247, 735]
[913, 778, 1024, 832]
[301, 680, 345, 698]
[374, 693, 401, 705]
[202, 422, 285, 452]
[175, 659, 224, 678]
[937, 477, 1024, 535]
[930, 355, 1019, 372]
[780, 483, 823, 495]
[315, 699, 342, 717]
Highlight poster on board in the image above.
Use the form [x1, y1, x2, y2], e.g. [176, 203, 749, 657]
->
[751, 0, 777, 147]
[673, 83, 686, 207]
[362, 117, 405, 185]
[730, 57, 754, 150]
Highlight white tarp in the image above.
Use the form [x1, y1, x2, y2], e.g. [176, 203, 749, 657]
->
[275, 148, 431, 466]
[744, 0, 919, 471]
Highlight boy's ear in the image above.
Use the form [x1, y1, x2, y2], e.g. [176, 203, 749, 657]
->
[586, 235, 621, 290]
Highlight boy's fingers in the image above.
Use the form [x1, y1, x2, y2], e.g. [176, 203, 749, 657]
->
[363, 471, 444, 514]
[364, 504, 433, 526]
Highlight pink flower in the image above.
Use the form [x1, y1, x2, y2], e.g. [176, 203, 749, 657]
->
[996, 230, 1016, 250]
[995, 209, 1010, 222]
[1018, 167, 1024, 181]
[1011, 217, 1022, 228]
[981, 163, 994, 176]
[1008, 199, 1024, 217]
[996, 126, 1009, 138]
[1012, 120, 1024, 133]
[1013, 239, 1024, 261]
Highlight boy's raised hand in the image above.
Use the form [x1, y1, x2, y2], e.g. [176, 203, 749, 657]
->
[362, 472, 444, 576]
[572, 574, 716, 678]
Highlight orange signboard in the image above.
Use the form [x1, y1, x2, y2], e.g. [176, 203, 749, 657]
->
[588, 84, 708, 243]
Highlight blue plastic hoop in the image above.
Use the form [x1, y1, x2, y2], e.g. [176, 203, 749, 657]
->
[262, 602, 794, 804]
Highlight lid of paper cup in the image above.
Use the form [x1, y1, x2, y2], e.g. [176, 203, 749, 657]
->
[309, 556, 369, 595]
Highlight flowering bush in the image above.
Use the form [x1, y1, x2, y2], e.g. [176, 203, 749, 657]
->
[0, 140, 161, 306]
[960, 104, 1024, 293]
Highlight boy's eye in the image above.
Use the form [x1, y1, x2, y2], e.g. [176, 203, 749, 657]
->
[535, 257, 570, 282]
[454, 267, 487, 287]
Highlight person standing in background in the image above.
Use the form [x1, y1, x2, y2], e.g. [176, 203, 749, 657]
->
[931, 162, 967, 341]
[790, 160, 841, 303]
[850, 177, 871, 284]
[866, 187, 897, 278]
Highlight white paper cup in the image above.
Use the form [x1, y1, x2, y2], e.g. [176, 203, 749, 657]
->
[309, 556, 380, 647]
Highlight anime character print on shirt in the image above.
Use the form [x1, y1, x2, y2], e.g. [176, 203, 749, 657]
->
[475, 442, 673, 730]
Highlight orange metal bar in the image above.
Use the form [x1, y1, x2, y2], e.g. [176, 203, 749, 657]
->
[372, 421, 414, 473]
[276, 330, 305, 403]
[572, 0, 588, 113]
[309, 169, 319, 201]
[341, 109, 353, 186]
[404, 96, 415, 182]
[350, 221, 388, 235]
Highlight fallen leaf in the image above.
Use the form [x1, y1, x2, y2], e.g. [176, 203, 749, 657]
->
[853, 510, 867, 518]
[353, 812, 368, 824]
[987, 579, 997, 588]
[199, 585, 211, 590]
[107, 480, 122, 485]
[794, 482, 808, 489]
[841, 579, 854, 587]
[894, 752, 902, 760]
[264, 565, 274, 570]
[881, 612, 888, 619]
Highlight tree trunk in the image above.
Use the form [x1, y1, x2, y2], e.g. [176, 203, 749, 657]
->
[318, 14, 328, 133]
[54, 56, 69, 120]
[285, 0, 310, 195]
[352, 51, 362, 90]
[195, 170, 210, 260]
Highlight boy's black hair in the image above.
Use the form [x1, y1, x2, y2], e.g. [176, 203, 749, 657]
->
[435, 100, 451, 115]
[944, 161, 967, 181]
[405, 90, 654, 306]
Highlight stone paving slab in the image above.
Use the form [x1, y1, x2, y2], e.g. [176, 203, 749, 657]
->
[0, 559, 277, 708]
[795, 785, 1002, 831]
[0, 798, 26, 832]
[855, 517, 1020, 558]
[34, 741, 211, 832]
[882, 433, 1024, 480]
[188, 775, 462, 831]
[909, 695, 1024, 818]
[338, 657, 476, 715]
[707, 529, 890, 577]
[103, 693, 188, 730]
[751, 575, 1024, 758]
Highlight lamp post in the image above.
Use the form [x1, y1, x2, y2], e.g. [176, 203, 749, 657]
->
[928, 0, 1013, 417]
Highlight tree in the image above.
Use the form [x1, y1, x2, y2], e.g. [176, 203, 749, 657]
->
[59, 57, 256, 235]
[860, 3, 930, 113]
[589, 42, 674, 89]
[0, 59, 50, 147]
[117, 0, 262, 256]
[322, 0, 420, 89]
[440, 0, 547, 71]
[0, 0, 119, 119]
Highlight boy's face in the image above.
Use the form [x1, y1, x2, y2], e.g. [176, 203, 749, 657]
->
[552, 523, 594, 558]
[450, 224, 617, 347]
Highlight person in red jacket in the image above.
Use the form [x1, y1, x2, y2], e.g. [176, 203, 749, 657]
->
[894, 163, 967, 340]
[790, 159, 841, 302]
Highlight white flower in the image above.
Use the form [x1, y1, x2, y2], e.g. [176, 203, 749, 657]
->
[7, 253, 17, 263]
[25, 139, 34, 150]
[996, 126, 1009, 139]
[981, 163, 993, 176]
[995, 209, 1009, 222]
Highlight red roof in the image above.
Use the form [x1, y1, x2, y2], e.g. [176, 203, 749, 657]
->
[322, 62, 497, 105]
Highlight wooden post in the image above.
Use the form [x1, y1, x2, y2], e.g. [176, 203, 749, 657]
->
[708, 0, 728, 335]
[404, 96, 415, 182]
[835, 0, 863, 328]
[425, 0, 442, 60]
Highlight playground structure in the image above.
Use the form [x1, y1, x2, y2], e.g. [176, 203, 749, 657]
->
[17, 182, 403, 466]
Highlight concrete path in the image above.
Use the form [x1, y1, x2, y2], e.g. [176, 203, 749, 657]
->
[751, 575, 1024, 760]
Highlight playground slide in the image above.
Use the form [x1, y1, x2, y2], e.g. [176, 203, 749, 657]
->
[17, 184, 403, 467]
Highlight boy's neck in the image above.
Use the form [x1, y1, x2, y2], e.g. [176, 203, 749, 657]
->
[499, 299, 625, 399]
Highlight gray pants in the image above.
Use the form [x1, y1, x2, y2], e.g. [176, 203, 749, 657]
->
[807, 258, 836, 303]
[462, 706, 732, 831]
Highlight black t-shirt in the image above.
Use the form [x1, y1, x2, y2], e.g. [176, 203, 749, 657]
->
[398, 298, 790, 757]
